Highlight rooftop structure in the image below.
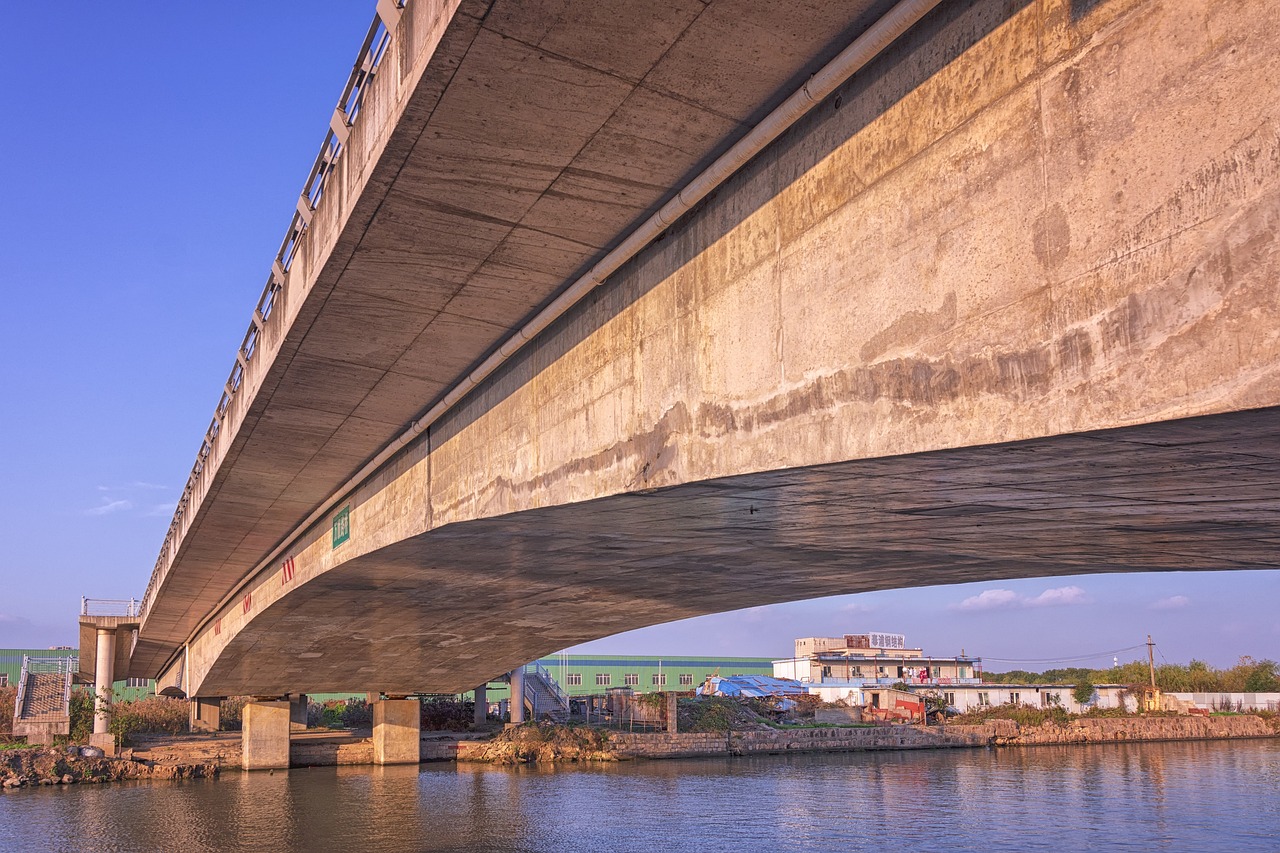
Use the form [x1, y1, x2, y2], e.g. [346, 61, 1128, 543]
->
[775, 632, 981, 696]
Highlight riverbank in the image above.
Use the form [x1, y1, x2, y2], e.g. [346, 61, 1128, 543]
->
[457, 713, 1278, 763]
[2, 715, 1274, 787]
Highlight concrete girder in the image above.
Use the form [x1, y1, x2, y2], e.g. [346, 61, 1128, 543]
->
[141, 0, 1280, 694]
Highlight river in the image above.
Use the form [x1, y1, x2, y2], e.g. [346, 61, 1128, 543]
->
[1, 739, 1277, 851]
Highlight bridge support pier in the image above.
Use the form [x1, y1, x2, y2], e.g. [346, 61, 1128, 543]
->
[473, 684, 487, 726]
[242, 701, 291, 770]
[372, 699, 420, 765]
[90, 628, 116, 753]
[508, 668, 525, 725]
[92, 628, 115, 735]
[289, 694, 309, 731]
[189, 696, 223, 732]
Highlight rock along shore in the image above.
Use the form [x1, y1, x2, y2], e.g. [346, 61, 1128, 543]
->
[1, 745, 219, 790]
[2, 715, 1274, 787]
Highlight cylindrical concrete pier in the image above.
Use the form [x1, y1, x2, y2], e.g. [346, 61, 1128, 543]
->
[93, 628, 115, 735]
[508, 668, 525, 724]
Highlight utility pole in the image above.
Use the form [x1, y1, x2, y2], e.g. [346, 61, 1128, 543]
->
[1147, 635, 1157, 689]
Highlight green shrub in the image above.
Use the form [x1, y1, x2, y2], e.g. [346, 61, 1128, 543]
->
[419, 696, 474, 731]
[220, 696, 249, 731]
[110, 697, 189, 741]
[1073, 680, 1095, 705]
[0, 687, 14, 740]
[69, 690, 96, 742]
[341, 698, 373, 729]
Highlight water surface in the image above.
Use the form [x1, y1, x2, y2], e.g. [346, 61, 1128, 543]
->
[2, 740, 1277, 851]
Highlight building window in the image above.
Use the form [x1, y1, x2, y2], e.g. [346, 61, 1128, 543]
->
[566, 673, 582, 686]
[978, 692, 990, 706]
[0, 673, 7, 687]
[944, 692, 955, 706]
[1009, 692, 1021, 705]
[624, 673, 639, 686]
[652, 673, 667, 686]
[679, 673, 693, 686]
[124, 677, 149, 688]
[932, 667, 941, 678]
[595, 673, 611, 686]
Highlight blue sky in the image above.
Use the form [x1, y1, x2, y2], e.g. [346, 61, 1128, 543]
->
[1, 4, 1275, 670]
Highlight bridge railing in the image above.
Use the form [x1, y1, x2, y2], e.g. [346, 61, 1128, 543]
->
[81, 598, 140, 618]
[14, 656, 79, 719]
[140, 0, 408, 623]
[528, 663, 571, 711]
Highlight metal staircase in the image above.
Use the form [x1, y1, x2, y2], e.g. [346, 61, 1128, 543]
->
[523, 664, 571, 722]
[13, 656, 77, 742]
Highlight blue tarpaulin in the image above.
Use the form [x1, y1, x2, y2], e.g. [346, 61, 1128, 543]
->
[696, 675, 807, 698]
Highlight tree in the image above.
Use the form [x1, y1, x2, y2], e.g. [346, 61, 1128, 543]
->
[1073, 679, 1095, 705]
[1243, 659, 1279, 692]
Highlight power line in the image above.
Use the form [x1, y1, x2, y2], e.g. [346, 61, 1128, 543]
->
[981, 644, 1147, 665]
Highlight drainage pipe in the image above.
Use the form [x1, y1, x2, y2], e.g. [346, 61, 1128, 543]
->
[177, 0, 945, 661]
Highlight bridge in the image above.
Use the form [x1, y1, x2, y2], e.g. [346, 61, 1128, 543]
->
[79, 0, 1280, 766]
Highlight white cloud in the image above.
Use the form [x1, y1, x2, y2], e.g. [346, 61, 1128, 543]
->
[1150, 595, 1191, 610]
[952, 585, 1089, 611]
[85, 499, 133, 516]
[1028, 586, 1088, 607]
[953, 589, 1021, 611]
[144, 502, 175, 517]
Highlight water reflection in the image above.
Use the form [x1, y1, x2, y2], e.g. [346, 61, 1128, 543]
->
[1, 740, 1277, 852]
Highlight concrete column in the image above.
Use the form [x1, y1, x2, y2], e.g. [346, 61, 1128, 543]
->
[666, 692, 679, 733]
[93, 628, 115, 736]
[372, 699, 421, 765]
[289, 694, 309, 731]
[190, 696, 223, 733]
[473, 684, 487, 726]
[508, 668, 525, 725]
[242, 701, 291, 771]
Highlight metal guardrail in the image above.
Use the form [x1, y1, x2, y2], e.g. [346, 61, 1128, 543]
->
[81, 598, 140, 618]
[528, 663, 571, 710]
[140, 0, 408, 623]
[15, 656, 79, 720]
[14, 657, 27, 719]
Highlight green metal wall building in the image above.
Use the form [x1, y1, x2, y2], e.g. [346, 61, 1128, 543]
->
[479, 654, 776, 701]
[0, 649, 156, 703]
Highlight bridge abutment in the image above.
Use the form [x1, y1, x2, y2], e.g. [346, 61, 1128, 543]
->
[372, 699, 420, 765]
[189, 696, 223, 733]
[241, 701, 291, 771]
[289, 694, 309, 731]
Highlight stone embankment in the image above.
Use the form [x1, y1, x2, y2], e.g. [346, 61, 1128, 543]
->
[3, 716, 1272, 784]
[450, 715, 1277, 763]
[1, 745, 219, 790]
[984, 714, 1274, 746]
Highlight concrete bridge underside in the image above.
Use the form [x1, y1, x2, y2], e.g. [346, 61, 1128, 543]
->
[207, 407, 1279, 696]
[142, 0, 1280, 697]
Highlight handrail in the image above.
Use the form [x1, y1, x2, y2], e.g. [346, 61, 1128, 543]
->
[529, 663, 570, 711]
[14, 656, 28, 719]
[140, 0, 407, 622]
[14, 656, 78, 719]
[81, 597, 139, 618]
